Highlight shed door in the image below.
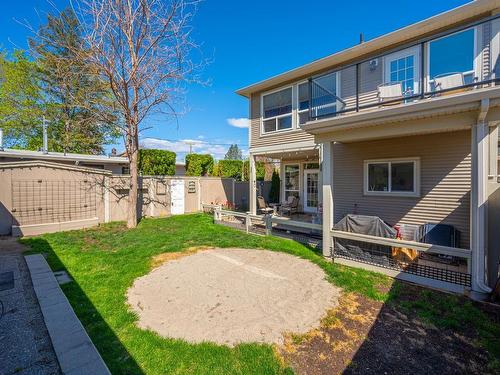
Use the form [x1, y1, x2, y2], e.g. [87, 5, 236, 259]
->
[171, 180, 185, 215]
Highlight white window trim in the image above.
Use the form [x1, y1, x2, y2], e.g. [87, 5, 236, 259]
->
[260, 85, 295, 136]
[383, 46, 421, 94]
[425, 26, 478, 92]
[303, 167, 320, 213]
[363, 157, 420, 197]
[283, 163, 301, 201]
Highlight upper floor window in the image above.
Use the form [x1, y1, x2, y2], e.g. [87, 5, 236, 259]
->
[262, 87, 293, 133]
[428, 28, 476, 89]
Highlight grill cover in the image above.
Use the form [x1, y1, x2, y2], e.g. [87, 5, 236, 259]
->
[333, 214, 397, 265]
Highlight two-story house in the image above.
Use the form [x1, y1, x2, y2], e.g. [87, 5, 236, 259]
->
[237, 0, 500, 297]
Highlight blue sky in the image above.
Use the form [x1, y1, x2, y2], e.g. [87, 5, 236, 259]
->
[0, 0, 470, 160]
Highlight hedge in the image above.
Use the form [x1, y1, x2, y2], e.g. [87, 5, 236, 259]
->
[242, 160, 265, 181]
[185, 153, 214, 176]
[138, 149, 176, 176]
[216, 159, 244, 180]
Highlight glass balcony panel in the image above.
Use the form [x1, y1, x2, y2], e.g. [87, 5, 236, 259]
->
[358, 59, 386, 108]
[428, 28, 475, 93]
[305, 18, 498, 123]
[310, 65, 357, 120]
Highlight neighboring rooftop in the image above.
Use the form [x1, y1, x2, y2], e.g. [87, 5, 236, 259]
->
[0, 148, 129, 164]
[236, 0, 498, 97]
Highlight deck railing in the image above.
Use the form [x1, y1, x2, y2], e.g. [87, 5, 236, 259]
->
[330, 229, 472, 290]
[207, 205, 322, 247]
[306, 15, 500, 122]
[206, 205, 473, 292]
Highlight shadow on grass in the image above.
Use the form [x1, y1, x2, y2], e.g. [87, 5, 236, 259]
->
[344, 283, 499, 374]
[23, 237, 144, 374]
[281, 277, 500, 374]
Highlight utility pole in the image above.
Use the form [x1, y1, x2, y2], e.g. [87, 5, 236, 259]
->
[42, 116, 49, 154]
[185, 141, 195, 154]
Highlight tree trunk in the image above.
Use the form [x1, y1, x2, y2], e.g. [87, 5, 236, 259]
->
[127, 134, 139, 228]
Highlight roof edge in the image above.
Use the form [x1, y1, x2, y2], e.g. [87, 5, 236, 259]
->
[0, 160, 113, 175]
[236, 0, 497, 97]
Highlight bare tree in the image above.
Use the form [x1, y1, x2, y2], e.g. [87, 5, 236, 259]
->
[65, 0, 202, 227]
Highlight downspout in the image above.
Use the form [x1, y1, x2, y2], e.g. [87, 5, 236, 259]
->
[471, 98, 492, 296]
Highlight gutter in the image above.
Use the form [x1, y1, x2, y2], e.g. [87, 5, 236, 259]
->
[302, 87, 500, 135]
[236, 0, 498, 97]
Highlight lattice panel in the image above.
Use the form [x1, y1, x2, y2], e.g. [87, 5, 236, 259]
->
[11, 180, 97, 225]
[332, 239, 471, 287]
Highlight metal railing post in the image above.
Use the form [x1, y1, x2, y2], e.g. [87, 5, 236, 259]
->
[355, 63, 360, 112]
[308, 78, 313, 121]
[420, 42, 425, 99]
[245, 214, 250, 233]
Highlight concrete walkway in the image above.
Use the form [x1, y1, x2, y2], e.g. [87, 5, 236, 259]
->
[25, 254, 110, 375]
[0, 237, 60, 374]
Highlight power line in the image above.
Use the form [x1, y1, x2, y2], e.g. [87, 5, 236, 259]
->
[141, 136, 248, 147]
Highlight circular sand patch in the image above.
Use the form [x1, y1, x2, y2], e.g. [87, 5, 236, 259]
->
[127, 248, 340, 346]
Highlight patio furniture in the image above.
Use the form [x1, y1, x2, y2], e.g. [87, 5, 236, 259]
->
[281, 196, 299, 216]
[418, 223, 460, 248]
[434, 72, 464, 92]
[269, 203, 281, 215]
[377, 82, 403, 105]
[257, 196, 273, 215]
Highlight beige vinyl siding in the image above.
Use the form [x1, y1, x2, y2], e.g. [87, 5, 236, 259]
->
[250, 93, 315, 149]
[332, 130, 471, 248]
[340, 62, 382, 111]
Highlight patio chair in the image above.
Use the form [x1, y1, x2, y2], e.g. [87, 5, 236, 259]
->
[377, 82, 404, 106]
[281, 196, 299, 216]
[257, 196, 273, 215]
[433, 72, 467, 95]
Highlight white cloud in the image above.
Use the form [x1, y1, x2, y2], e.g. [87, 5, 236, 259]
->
[140, 137, 248, 161]
[227, 117, 249, 128]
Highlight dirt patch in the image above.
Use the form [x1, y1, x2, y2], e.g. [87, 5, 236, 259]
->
[278, 286, 494, 374]
[150, 246, 213, 268]
[127, 248, 341, 346]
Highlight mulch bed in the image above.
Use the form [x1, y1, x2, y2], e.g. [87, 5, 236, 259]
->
[278, 283, 498, 374]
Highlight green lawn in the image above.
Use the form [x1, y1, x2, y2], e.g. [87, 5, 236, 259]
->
[22, 214, 500, 374]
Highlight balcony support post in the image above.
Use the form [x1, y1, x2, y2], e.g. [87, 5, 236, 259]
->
[470, 98, 492, 297]
[321, 141, 334, 257]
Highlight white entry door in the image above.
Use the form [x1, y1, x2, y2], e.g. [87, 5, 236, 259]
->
[170, 180, 185, 215]
[303, 169, 319, 213]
